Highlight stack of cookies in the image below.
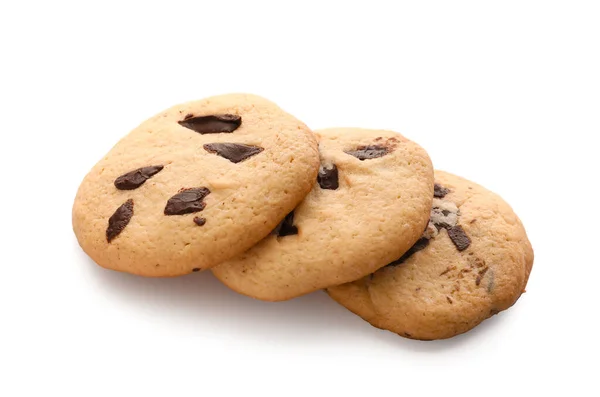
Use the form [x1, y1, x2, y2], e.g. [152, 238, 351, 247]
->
[73, 94, 534, 340]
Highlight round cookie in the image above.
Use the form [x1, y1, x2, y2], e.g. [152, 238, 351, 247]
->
[212, 127, 434, 301]
[327, 171, 534, 340]
[72, 94, 319, 276]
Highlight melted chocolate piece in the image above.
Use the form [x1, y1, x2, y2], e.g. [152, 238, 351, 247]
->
[106, 199, 134, 242]
[345, 145, 389, 160]
[387, 237, 430, 267]
[203, 143, 263, 163]
[178, 114, 241, 134]
[434, 221, 453, 231]
[317, 164, 339, 190]
[447, 225, 471, 251]
[192, 268, 201, 272]
[272, 211, 298, 237]
[382, 193, 473, 269]
[114, 165, 164, 190]
[164, 187, 211, 215]
[430, 206, 456, 230]
[434, 183, 450, 198]
[193, 217, 206, 226]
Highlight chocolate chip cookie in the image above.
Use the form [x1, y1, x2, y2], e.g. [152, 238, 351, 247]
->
[212, 128, 434, 301]
[72, 94, 320, 276]
[327, 171, 534, 340]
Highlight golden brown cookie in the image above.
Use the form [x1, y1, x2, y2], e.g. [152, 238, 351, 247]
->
[72, 94, 319, 276]
[327, 170, 534, 340]
[212, 127, 434, 301]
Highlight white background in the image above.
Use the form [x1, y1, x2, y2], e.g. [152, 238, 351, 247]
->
[1, 1, 598, 396]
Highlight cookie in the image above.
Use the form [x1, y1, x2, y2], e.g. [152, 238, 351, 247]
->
[72, 94, 320, 276]
[327, 171, 534, 340]
[212, 128, 434, 301]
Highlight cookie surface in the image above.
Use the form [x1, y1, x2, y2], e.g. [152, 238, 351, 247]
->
[73, 94, 319, 276]
[212, 128, 434, 301]
[327, 171, 534, 340]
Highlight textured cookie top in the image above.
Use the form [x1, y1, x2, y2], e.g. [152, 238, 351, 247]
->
[212, 127, 434, 301]
[72, 94, 319, 276]
[327, 171, 534, 340]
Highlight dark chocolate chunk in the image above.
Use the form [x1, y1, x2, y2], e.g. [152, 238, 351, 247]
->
[203, 143, 263, 163]
[193, 217, 206, 226]
[106, 199, 134, 243]
[114, 165, 164, 190]
[387, 237, 430, 267]
[317, 164, 339, 190]
[164, 187, 211, 215]
[192, 268, 201, 272]
[447, 225, 471, 251]
[345, 145, 389, 160]
[178, 114, 241, 134]
[434, 183, 450, 198]
[272, 211, 298, 237]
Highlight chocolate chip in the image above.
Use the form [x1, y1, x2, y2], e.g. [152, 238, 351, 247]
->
[475, 267, 489, 286]
[164, 187, 211, 215]
[439, 266, 456, 276]
[387, 237, 430, 267]
[317, 164, 339, 190]
[193, 217, 206, 226]
[114, 165, 164, 190]
[106, 199, 134, 243]
[272, 211, 298, 237]
[192, 268, 201, 272]
[178, 114, 241, 134]
[345, 145, 389, 160]
[447, 225, 471, 251]
[203, 143, 263, 163]
[434, 183, 450, 198]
